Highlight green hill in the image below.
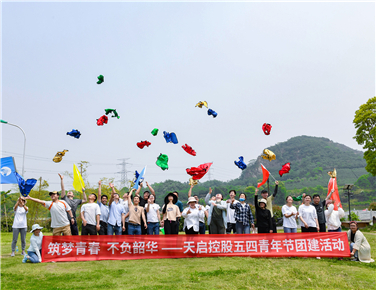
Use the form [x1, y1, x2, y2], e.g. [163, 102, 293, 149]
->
[238, 135, 367, 189]
[150, 136, 369, 206]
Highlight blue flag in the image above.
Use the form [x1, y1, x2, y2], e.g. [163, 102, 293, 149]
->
[15, 172, 37, 197]
[0, 157, 18, 184]
[133, 166, 147, 190]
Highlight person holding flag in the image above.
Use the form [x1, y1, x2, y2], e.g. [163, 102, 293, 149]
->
[257, 164, 279, 233]
[59, 173, 87, 235]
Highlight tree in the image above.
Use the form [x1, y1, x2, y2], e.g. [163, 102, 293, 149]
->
[353, 96, 376, 175]
[1, 190, 12, 232]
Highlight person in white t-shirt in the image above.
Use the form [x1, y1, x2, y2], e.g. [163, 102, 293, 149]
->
[81, 193, 101, 235]
[226, 190, 238, 234]
[182, 197, 205, 234]
[325, 200, 345, 232]
[145, 194, 161, 235]
[26, 191, 75, 236]
[11, 197, 28, 257]
[298, 195, 319, 233]
[282, 195, 299, 233]
[188, 183, 208, 234]
[120, 191, 130, 235]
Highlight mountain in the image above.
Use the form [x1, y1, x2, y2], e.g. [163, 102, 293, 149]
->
[237, 136, 367, 189]
[149, 136, 368, 206]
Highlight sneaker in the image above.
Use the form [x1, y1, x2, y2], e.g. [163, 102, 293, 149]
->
[11, 252, 15, 257]
[316, 257, 321, 260]
[21, 251, 26, 255]
[22, 255, 28, 263]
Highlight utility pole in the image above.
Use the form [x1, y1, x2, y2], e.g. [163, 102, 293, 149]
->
[117, 158, 131, 191]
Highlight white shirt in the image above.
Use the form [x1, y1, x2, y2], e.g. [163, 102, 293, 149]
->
[27, 232, 43, 262]
[325, 204, 345, 230]
[298, 204, 317, 228]
[226, 199, 239, 224]
[81, 203, 101, 226]
[120, 199, 130, 222]
[282, 204, 298, 229]
[44, 200, 71, 228]
[145, 203, 160, 223]
[182, 206, 205, 232]
[12, 206, 28, 228]
[195, 204, 206, 223]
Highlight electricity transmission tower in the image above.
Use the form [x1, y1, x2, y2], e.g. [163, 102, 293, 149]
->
[117, 158, 131, 190]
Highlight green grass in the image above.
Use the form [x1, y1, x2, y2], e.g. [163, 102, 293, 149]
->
[1, 232, 376, 290]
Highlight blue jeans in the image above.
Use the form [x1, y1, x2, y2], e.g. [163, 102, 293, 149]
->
[284, 227, 297, 233]
[350, 242, 359, 260]
[199, 222, 206, 234]
[27, 250, 41, 263]
[128, 223, 141, 235]
[235, 221, 250, 234]
[328, 227, 342, 232]
[107, 224, 122, 235]
[147, 222, 160, 235]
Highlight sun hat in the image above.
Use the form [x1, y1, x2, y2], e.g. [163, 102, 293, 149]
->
[164, 192, 178, 204]
[187, 197, 197, 204]
[259, 198, 267, 205]
[30, 224, 43, 233]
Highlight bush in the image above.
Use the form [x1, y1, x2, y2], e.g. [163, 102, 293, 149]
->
[368, 202, 376, 211]
[1, 216, 14, 232]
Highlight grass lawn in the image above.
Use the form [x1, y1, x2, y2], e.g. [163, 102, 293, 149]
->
[1, 232, 375, 290]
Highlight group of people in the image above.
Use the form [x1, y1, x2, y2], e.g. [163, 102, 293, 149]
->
[11, 175, 374, 263]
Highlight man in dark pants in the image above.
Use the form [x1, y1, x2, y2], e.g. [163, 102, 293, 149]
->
[260, 181, 279, 233]
[80, 193, 101, 235]
[97, 180, 109, 235]
[136, 181, 156, 234]
[305, 189, 334, 232]
[58, 173, 87, 235]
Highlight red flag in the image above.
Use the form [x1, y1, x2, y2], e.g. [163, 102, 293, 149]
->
[327, 177, 342, 210]
[279, 163, 291, 177]
[257, 164, 270, 188]
[186, 163, 212, 180]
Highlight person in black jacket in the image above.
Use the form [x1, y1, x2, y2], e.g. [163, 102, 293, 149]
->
[255, 188, 273, 234]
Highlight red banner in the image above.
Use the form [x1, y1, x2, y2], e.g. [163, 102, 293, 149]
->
[41, 233, 350, 262]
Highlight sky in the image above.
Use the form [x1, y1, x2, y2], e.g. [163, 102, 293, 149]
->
[1, 2, 375, 192]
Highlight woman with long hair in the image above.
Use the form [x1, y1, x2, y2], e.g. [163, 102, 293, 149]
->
[162, 192, 181, 234]
[298, 195, 319, 232]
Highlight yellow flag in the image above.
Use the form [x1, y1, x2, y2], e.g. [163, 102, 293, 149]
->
[73, 164, 85, 193]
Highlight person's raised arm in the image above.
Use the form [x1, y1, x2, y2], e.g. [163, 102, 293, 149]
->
[188, 184, 194, 198]
[146, 181, 155, 197]
[24, 195, 45, 206]
[135, 182, 143, 197]
[97, 180, 102, 203]
[325, 189, 335, 201]
[82, 188, 87, 203]
[273, 181, 279, 197]
[13, 197, 21, 211]
[205, 187, 212, 204]
[109, 183, 116, 206]
[58, 173, 66, 198]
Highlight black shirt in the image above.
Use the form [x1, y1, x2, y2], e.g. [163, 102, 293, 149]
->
[311, 200, 326, 224]
[254, 195, 273, 231]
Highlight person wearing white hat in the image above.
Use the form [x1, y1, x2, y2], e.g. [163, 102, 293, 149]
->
[254, 189, 273, 233]
[182, 197, 205, 234]
[22, 224, 43, 263]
